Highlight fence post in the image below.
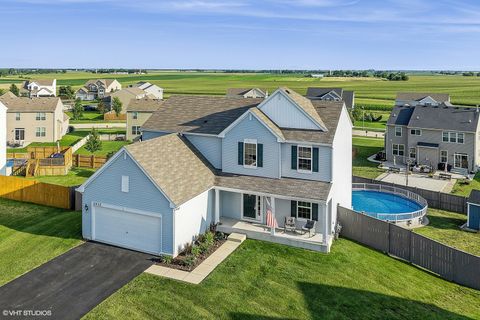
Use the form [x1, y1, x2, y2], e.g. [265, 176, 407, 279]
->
[91, 155, 95, 168]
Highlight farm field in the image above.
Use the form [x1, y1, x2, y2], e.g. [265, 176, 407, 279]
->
[2, 72, 480, 108]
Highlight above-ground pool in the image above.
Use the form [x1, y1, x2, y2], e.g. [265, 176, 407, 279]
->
[352, 183, 428, 226]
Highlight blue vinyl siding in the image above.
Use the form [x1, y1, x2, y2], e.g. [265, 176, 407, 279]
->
[185, 134, 222, 169]
[222, 114, 279, 178]
[468, 204, 480, 230]
[142, 130, 170, 141]
[281, 143, 332, 182]
[82, 150, 174, 255]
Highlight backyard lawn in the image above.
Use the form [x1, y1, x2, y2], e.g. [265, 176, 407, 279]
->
[416, 208, 480, 256]
[7, 131, 90, 153]
[66, 111, 125, 123]
[353, 111, 390, 131]
[86, 239, 480, 319]
[352, 136, 385, 179]
[451, 172, 480, 197]
[74, 140, 130, 156]
[0, 198, 82, 286]
[25, 167, 96, 187]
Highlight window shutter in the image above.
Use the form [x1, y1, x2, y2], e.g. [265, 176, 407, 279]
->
[257, 144, 263, 167]
[312, 203, 318, 221]
[238, 142, 244, 165]
[313, 147, 319, 172]
[291, 201, 297, 218]
[291, 146, 297, 170]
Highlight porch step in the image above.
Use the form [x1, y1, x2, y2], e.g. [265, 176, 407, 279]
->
[227, 232, 247, 243]
[451, 167, 468, 176]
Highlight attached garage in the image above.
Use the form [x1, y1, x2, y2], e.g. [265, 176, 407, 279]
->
[92, 204, 163, 255]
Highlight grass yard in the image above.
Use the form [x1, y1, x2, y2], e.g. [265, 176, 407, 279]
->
[75, 140, 130, 156]
[25, 167, 96, 187]
[415, 209, 480, 256]
[0, 198, 82, 286]
[352, 136, 385, 179]
[66, 111, 107, 123]
[451, 172, 480, 197]
[353, 111, 390, 131]
[7, 131, 90, 153]
[85, 239, 480, 320]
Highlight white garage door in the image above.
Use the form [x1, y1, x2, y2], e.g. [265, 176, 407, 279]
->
[92, 204, 162, 255]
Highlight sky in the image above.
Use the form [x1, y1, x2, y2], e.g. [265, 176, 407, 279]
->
[1, 0, 480, 70]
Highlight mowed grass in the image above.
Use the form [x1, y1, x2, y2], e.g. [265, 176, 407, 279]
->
[353, 111, 390, 131]
[25, 167, 96, 187]
[66, 111, 105, 123]
[74, 140, 129, 156]
[7, 131, 90, 153]
[451, 172, 480, 197]
[85, 239, 480, 320]
[415, 209, 480, 256]
[0, 198, 82, 285]
[352, 136, 385, 179]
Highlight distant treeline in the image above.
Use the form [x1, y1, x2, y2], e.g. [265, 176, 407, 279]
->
[0, 68, 67, 76]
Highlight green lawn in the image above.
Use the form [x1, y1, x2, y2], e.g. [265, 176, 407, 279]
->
[451, 172, 480, 197]
[85, 239, 480, 320]
[352, 136, 385, 179]
[66, 111, 105, 123]
[0, 198, 82, 286]
[415, 209, 480, 256]
[75, 140, 130, 156]
[25, 167, 96, 187]
[353, 111, 390, 131]
[7, 131, 90, 153]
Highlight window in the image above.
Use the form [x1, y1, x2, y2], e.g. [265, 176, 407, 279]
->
[35, 127, 46, 137]
[458, 133, 465, 144]
[440, 150, 448, 163]
[131, 126, 141, 135]
[297, 201, 312, 220]
[15, 113, 20, 121]
[410, 129, 421, 136]
[392, 144, 405, 156]
[297, 146, 312, 172]
[409, 147, 416, 159]
[442, 132, 449, 142]
[36, 112, 46, 121]
[14, 128, 25, 140]
[244, 139, 257, 167]
[395, 126, 402, 137]
[443, 131, 465, 144]
[132, 112, 138, 120]
[121, 176, 129, 193]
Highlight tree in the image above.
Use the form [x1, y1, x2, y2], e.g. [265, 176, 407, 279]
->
[112, 97, 123, 116]
[72, 98, 84, 120]
[84, 128, 102, 154]
[97, 100, 106, 114]
[9, 84, 19, 96]
[351, 107, 363, 121]
[59, 85, 75, 99]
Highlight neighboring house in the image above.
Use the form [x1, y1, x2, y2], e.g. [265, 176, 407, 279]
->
[0, 93, 69, 146]
[103, 87, 147, 112]
[0, 101, 6, 175]
[78, 87, 352, 257]
[226, 88, 267, 98]
[76, 79, 122, 101]
[385, 103, 480, 174]
[395, 92, 450, 107]
[467, 190, 480, 231]
[20, 79, 57, 97]
[126, 99, 163, 141]
[306, 87, 355, 110]
[130, 81, 164, 100]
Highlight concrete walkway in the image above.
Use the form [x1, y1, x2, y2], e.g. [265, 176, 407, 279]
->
[145, 233, 245, 284]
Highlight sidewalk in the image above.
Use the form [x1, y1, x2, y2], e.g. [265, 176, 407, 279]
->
[353, 129, 384, 139]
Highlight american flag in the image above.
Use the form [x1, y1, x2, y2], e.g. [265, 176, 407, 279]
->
[265, 197, 278, 228]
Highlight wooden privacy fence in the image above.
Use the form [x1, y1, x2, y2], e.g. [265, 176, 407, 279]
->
[104, 111, 126, 121]
[73, 154, 107, 169]
[337, 206, 480, 290]
[353, 176, 468, 214]
[0, 175, 72, 209]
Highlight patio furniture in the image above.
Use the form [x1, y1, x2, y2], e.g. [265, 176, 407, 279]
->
[284, 217, 296, 233]
[439, 173, 452, 180]
[388, 167, 400, 174]
[301, 220, 316, 237]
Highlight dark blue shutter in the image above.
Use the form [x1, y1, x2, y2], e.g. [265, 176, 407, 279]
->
[291, 146, 297, 170]
[313, 147, 319, 172]
[238, 142, 244, 165]
[291, 201, 297, 217]
[312, 203, 318, 221]
[257, 144, 263, 167]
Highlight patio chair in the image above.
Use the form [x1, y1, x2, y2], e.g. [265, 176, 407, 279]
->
[284, 217, 296, 233]
[302, 220, 316, 237]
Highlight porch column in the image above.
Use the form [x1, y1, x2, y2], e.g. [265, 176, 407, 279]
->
[323, 201, 329, 245]
[214, 188, 220, 224]
[270, 197, 276, 235]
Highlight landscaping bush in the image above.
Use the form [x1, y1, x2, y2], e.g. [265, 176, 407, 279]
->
[182, 255, 196, 268]
[191, 245, 201, 258]
[161, 255, 172, 264]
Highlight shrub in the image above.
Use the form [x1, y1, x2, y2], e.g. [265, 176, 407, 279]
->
[161, 255, 172, 264]
[215, 231, 225, 241]
[183, 255, 196, 268]
[204, 231, 214, 247]
[191, 245, 201, 257]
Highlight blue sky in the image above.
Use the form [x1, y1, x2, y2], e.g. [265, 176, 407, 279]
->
[1, 0, 480, 70]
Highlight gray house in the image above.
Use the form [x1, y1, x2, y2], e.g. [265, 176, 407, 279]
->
[385, 102, 480, 175]
[394, 92, 450, 107]
[306, 88, 355, 109]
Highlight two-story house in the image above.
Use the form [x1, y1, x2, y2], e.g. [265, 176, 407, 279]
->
[20, 79, 57, 97]
[306, 87, 355, 110]
[394, 92, 450, 107]
[226, 88, 267, 98]
[75, 79, 122, 101]
[0, 93, 69, 146]
[126, 99, 163, 141]
[129, 81, 164, 100]
[0, 100, 6, 175]
[385, 102, 480, 175]
[77, 87, 352, 257]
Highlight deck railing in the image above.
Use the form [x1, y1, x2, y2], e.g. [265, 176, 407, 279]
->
[352, 183, 428, 223]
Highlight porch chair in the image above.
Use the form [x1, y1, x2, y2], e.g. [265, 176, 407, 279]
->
[284, 217, 296, 233]
[302, 220, 316, 237]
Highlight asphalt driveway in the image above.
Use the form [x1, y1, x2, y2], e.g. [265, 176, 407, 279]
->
[0, 242, 154, 320]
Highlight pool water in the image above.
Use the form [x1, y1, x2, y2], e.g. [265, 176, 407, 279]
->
[352, 190, 423, 215]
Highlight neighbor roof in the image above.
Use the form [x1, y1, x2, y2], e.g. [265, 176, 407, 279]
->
[0, 95, 60, 112]
[396, 92, 450, 102]
[306, 87, 355, 109]
[85, 79, 118, 88]
[226, 88, 266, 97]
[22, 79, 55, 88]
[387, 106, 415, 126]
[127, 99, 163, 112]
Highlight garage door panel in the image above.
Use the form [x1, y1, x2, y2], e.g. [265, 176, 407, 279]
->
[93, 205, 162, 255]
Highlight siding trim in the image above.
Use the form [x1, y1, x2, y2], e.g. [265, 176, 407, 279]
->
[218, 109, 284, 141]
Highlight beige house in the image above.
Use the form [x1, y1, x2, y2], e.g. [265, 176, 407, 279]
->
[76, 79, 122, 101]
[126, 99, 163, 141]
[104, 87, 148, 113]
[0, 93, 69, 146]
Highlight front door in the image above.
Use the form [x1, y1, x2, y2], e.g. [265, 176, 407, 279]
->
[242, 194, 262, 222]
[454, 153, 469, 169]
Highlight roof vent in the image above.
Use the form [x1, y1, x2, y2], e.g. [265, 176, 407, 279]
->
[469, 119, 472, 123]
[416, 116, 420, 119]
[285, 89, 290, 94]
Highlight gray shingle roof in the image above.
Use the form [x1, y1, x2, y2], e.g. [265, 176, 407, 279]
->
[396, 92, 450, 102]
[306, 87, 354, 109]
[226, 88, 266, 97]
[126, 99, 163, 112]
[0, 95, 61, 112]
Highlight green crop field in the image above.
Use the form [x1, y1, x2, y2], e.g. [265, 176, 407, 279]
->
[2, 72, 480, 108]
